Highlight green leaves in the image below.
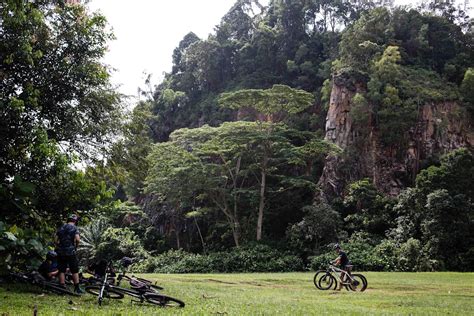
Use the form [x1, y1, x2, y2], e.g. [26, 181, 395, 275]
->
[218, 85, 314, 121]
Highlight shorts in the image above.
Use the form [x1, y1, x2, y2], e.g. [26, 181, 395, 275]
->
[57, 255, 79, 274]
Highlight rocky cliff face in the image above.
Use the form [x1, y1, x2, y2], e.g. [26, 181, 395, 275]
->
[319, 81, 474, 197]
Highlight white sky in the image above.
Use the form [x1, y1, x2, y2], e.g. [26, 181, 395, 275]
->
[87, 0, 470, 101]
[88, 0, 238, 100]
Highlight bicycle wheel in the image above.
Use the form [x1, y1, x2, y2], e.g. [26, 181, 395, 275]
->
[41, 282, 80, 296]
[135, 277, 153, 285]
[144, 293, 185, 308]
[349, 273, 368, 292]
[318, 273, 336, 290]
[150, 283, 164, 291]
[312, 270, 326, 289]
[8, 272, 30, 283]
[85, 285, 124, 299]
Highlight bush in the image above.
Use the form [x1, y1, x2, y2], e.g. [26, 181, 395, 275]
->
[309, 237, 395, 271]
[95, 227, 147, 261]
[0, 221, 46, 273]
[131, 244, 304, 273]
[396, 238, 422, 271]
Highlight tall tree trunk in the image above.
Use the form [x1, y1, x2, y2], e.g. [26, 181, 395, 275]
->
[194, 218, 206, 253]
[232, 156, 242, 247]
[232, 221, 241, 247]
[176, 230, 181, 249]
[256, 154, 268, 241]
[232, 194, 241, 247]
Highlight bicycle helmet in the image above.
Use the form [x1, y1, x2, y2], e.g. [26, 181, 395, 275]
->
[121, 256, 133, 267]
[67, 214, 80, 223]
[333, 243, 341, 250]
[46, 250, 57, 260]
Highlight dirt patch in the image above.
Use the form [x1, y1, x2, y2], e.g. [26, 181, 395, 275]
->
[206, 279, 237, 285]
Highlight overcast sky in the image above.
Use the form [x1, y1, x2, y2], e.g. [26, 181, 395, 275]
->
[87, 0, 470, 101]
[88, 0, 238, 100]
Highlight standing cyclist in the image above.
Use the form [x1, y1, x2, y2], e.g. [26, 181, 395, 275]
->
[332, 243, 351, 291]
[56, 214, 83, 294]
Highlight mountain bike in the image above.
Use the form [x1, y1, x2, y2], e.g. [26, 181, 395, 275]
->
[85, 262, 184, 307]
[116, 258, 163, 291]
[313, 264, 367, 292]
[8, 271, 80, 296]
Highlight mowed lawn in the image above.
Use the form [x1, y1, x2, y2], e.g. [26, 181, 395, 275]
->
[0, 272, 473, 315]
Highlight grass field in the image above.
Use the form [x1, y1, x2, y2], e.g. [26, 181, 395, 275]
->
[0, 272, 473, 315]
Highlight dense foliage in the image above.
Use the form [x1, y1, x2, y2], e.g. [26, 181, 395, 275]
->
[0, 0, 121, 272]
[2, 0, 473, 273]
[100, 0, 473, 273]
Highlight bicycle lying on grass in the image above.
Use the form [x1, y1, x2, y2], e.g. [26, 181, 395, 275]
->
[313, 264, 368, 292]
[8, 271, 80, 296]
[85, 262, 184, 307]
[116, 257, 164, 291]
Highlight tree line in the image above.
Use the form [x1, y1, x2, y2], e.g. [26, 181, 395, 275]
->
[1, 0, 473, 272]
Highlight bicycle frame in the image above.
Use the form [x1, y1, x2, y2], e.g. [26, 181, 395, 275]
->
[327, 264, 355, 284]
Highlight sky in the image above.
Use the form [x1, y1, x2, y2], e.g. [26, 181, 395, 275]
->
[87, 0, 470, 101]
[88, 0, 239, 100]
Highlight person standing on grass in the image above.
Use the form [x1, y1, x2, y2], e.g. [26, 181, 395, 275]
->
[332, 243, 351, 291]
[56, 214, 84, 294]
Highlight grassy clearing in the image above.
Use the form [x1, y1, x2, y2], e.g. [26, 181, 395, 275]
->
[0, 272, 472, 315]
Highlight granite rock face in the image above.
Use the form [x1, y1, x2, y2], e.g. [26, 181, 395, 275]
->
[319, 81, 474, 197]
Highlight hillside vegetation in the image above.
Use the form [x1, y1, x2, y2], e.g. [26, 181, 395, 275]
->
[1, 0, 473, 274]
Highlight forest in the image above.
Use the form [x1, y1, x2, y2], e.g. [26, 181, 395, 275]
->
[1, 0, 473, 275]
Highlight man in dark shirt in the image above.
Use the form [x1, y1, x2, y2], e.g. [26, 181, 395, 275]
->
[333, 243, 351, 290]
[56, 214, 83, 294]
[38, 250, 59, 281]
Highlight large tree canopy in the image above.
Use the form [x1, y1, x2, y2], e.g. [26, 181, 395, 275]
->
[1, 0, 122, 182]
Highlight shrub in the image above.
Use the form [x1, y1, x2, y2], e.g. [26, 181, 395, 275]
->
[131, 244, 304, 273]
[0, 221, 46, 273]
[309, 237, 394, 271]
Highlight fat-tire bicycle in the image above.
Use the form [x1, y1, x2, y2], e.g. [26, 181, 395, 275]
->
[85, 262, 184, 307]
[313, 264, 368, 292]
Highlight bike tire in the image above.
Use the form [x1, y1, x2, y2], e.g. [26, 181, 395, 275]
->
[349, 273, 368, 292]
[312, 270, 326, 289]
[144, 293, 185, 308]
[85, 285, 124, 299]
[8, 272, 31, 284]
[150, 283, 164, 291]
[318, 273, 336, 290]
[135, 277, 164, 290]
[41, 282, 80, 296]
[135, 277, 153, 285]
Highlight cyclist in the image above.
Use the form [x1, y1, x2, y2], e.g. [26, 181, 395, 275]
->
[332, 243, 351, 290]
[38, 250, 59, 281]
[56, 214, 83, 294]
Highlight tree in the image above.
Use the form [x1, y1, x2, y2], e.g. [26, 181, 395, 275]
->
[1, 1, 122, 183]
[110, 101, 154, 201]
[391, 149, 474, 270]
[343, 179, 395, 237]
[219, 84, 316, 240]
[287, 203, 341, 257]
[460, 68, 474, 113]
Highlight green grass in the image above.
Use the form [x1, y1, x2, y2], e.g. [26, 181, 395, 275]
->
[0, 272, 473, 315]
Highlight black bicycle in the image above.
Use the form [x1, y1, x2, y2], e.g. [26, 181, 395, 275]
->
[8, 271, 80, 296]
[85, 262, 184, 307]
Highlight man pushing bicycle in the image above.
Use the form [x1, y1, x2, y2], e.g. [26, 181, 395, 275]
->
[332, 243, 351, 291]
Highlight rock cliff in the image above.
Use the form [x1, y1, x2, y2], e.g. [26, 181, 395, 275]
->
[319, 80, 474, 197]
